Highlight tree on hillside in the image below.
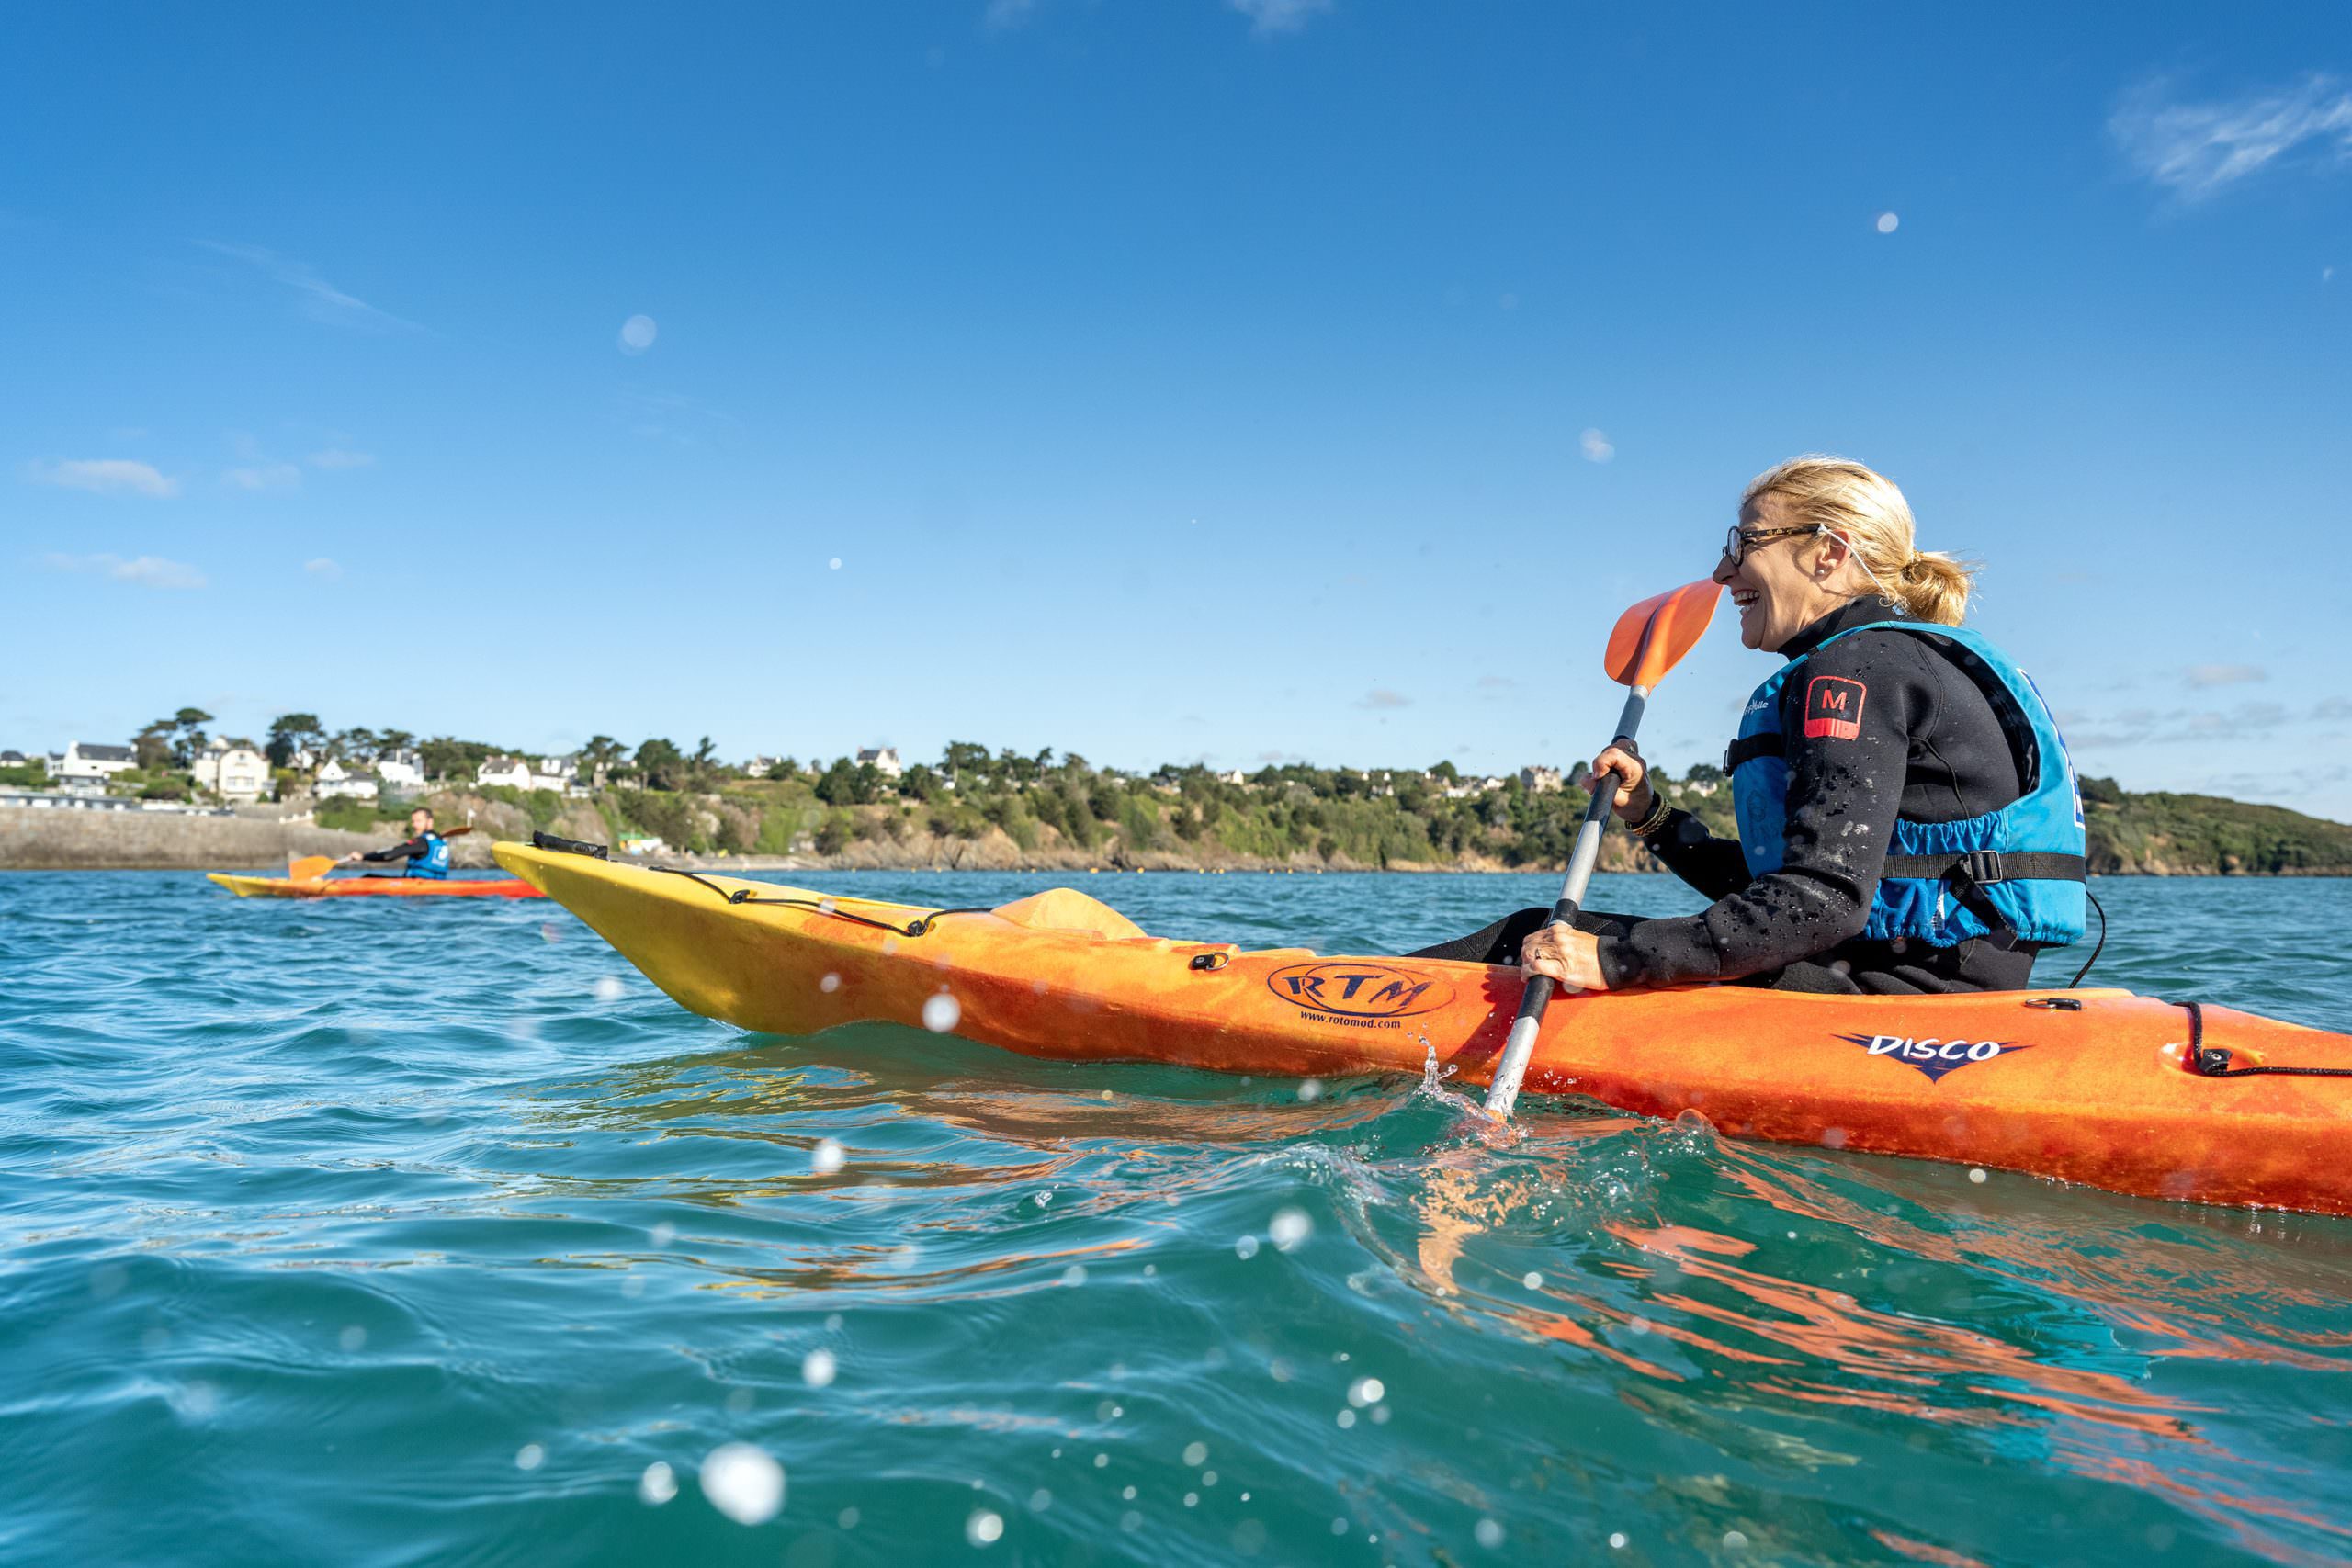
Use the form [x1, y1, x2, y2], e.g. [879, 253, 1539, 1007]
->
[377, 728, 416, 756]
[634, 738, 687, 790]
[1429, 761, 1460, 784]
[419, 736, 492, 781]
[899, 763, 943, 801]
[941, 740, 989, 785]
[763, 756, 800, 782]
[579, 736, 627, 784]
[134, 723, 173, 772]
[267, 713, 325, 769]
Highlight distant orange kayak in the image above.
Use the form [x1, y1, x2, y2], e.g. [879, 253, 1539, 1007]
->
[495, 840, 2352, 1216]
[207, 872, 544, 899]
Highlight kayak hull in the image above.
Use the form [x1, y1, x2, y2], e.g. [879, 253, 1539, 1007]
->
[207, 873, 544, 899]
[494, 842, 2352, 1216]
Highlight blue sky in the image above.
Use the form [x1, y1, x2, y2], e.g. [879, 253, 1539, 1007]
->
[6, 3, 2349, 815]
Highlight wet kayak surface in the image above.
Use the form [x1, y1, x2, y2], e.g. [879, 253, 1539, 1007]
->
[4, 869, 2350, 1566]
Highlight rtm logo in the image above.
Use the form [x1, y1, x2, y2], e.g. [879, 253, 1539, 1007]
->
[1836, 1032, 2030, 1083]
[1265, 963, 1454, 1020]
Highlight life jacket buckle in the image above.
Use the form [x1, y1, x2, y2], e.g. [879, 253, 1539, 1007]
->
[1960, 850, 2007, 885]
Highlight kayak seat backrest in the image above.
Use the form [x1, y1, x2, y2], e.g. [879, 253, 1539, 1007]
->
[989, 888, 1148, 942]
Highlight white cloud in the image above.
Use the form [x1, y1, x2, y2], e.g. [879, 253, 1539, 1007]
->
[307, 448, 376, 470]
[304, 558, 343, 580]
[1580, 428, 1615, 464]
[44, 552, 208, 590]
[1356, 689, 1410, 710]
[196, 239, 422, 332]
[223, 462, 302, 491]
[2185, 662, 2266, 688]
[26, 457, 178, 498]
[2109, 75, 2352, 201]
[1230, 0, 1331, 34]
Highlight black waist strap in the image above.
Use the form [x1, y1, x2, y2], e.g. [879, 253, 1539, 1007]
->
[1724, 735, 1781, 771]
[1879, 850, 2086, 884]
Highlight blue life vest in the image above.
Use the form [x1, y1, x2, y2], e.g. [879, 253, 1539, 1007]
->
[408, 830, 451, 880]
[1726, 620, 2086, 948]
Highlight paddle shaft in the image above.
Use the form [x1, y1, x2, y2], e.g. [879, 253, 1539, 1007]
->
[1482, 685, 1650, 1118]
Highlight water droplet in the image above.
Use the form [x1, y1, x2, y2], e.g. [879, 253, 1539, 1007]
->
[1182, 1441, 1209, 1466]
[1235, 1235, 1260, 1260]
[803, 1348, 837, 1388]
[1184, 1492, 1199, 1507]
[1969, 1168, 1988, 1184]
[726, 1387, 754, 1416]
[651, 1222, 676, 1247]
[1724, 1529, 1750, 1550]
[828, 558, 843, 571]
[1476, 1518, 1505, 1547]
[515, 1443, 545, 1471]
[1028, 1488, 1052, 1511]
[1121, 1484, 1136, 1500]
[91, 1263, 127, 1300]
[618, 314, 658, 353]
[338, 1325, 367, 1351]
[811, 1138, 845, 1175]
[1270, 1208, 1312, 1251]
[1875, 211, 1899, 233]
[923, 992, 962, 1032]
[1349, 1376, 1385, 1406]
[839, 1506, 861, 1528]
[967, 1508, 1004, 1545]
[701, 1442, 786, 1525]
[592, 975, 626, 1004]
[1297, 1078, 1323, 1102]
[1336, 1409, 1356, 1428]
[1120, 1511, 1141, 1531]
[819, 972, 842, 993]
[640, 1461, 678, 1505]
[1060, 1264, 1087, 1287]
[1332, 1517, 1351, 1535]
[1093, 1453, 1109, 1469]
[1522, 1271, 1544, 1289]
[1610, 1531, 1628, 1549]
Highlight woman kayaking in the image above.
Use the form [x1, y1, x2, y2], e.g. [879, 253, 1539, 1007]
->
[1414, 455, 2087, 994]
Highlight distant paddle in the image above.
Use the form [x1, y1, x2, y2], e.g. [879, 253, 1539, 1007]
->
[1483, 579, 1722, 1120]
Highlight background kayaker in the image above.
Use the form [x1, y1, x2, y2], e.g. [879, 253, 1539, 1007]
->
[340, 807, 452, 880]
[1413, 455, 2086, 994]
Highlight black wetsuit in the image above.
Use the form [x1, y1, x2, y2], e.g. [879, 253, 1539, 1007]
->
[1415, 599, 2040, 994]
[358, 834, 435, 876]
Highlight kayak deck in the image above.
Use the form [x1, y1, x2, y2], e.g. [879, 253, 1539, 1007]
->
[207, 873, 544, 899]
[495, 841, 2352, 1216]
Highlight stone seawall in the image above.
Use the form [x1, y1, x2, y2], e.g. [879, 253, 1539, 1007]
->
[0, 807, 494, 872]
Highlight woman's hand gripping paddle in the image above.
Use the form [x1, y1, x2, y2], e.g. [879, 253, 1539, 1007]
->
[1481, 579, 1722, 1120]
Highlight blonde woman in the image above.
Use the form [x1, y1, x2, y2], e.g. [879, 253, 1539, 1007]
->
[1416, 456, 2087, 994]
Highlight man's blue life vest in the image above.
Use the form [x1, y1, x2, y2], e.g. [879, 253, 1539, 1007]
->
[407, 830, 451, 880]
[1725, 620, 2086, 948]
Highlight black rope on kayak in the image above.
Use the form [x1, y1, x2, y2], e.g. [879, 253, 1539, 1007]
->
[649, 868, 989, 938]
[2172, 998, 2352, 1079]
[2066, 889, 2108, 988]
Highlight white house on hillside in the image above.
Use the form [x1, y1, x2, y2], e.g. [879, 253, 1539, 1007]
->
[57, 741, 138, 793]
[477, 754, 534, 791]
[314, 759, 380, 801]
[856, 747, 903, 779]
[530, 755, 580, 794]
[192, 744, 271, 802]
[375, 750, 424, 790]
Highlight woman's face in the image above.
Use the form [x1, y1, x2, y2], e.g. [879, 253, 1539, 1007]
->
[1713, 492, 1838, 653]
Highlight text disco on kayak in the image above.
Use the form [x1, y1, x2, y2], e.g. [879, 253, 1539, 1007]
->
[1837, 1032, 2031, 1083]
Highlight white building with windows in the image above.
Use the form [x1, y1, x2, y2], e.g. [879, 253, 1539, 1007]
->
[56, 741, 138, 793]
[855, 747, 903, 780]
[530, 755, 580, 794]
[192, 744, 271, 803]
[476, 755, 534, 791]
[314, 759, 380, 801]
[375, 750, 425, 790]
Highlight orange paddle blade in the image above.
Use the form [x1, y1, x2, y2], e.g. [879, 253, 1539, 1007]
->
[439, 825, 473, 836]
[288, 854, 336, 883]
[1603, 579, 1722, 687]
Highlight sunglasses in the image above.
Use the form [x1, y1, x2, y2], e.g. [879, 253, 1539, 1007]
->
[1721, 523, 1821, 567]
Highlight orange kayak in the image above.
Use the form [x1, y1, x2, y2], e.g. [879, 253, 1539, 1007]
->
[207, 872, 544, 899]
[495, 840, 2352, 1215]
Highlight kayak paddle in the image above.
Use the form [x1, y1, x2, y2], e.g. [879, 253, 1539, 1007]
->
[288, 853, 337, 884]
[1482, 578, 1722, 1120]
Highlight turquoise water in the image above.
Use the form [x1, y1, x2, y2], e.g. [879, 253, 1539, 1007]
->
[5, 870, 2351, 1566]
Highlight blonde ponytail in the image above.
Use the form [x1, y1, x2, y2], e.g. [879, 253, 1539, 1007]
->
[1740, 454, 1976, 626]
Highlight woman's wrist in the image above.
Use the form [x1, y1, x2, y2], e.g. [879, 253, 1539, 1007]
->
[1626, 792, 1672, 838]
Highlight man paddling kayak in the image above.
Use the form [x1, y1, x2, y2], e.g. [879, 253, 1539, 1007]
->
[339, 806, 452, 880]
[1416, 455, 2086, 995]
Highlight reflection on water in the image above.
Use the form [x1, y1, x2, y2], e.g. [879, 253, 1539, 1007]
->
[3, 871, 2350, 1564]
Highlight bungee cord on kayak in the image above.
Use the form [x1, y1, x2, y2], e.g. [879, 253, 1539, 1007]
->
[650, 864, 991, 939]
[2172, 1000, 2352, 1079]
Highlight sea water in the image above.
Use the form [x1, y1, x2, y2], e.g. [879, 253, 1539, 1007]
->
[3, 870, 2348, 1565]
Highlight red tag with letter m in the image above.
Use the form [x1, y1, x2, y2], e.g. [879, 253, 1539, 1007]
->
[1804, 676, 1866, 739]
